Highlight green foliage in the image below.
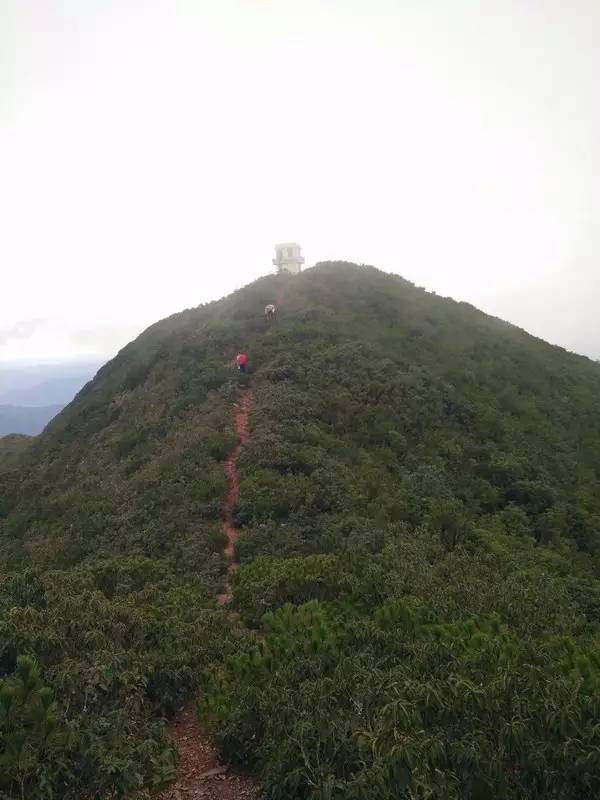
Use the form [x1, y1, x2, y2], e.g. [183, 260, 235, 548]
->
[2, 262, 600, 796]
[0, 656, 65, 799]
[232, 555, 351, 626]
[0, 436, 31, 469]
[205, 597, 600, 799]
[0, 563, 250, 798]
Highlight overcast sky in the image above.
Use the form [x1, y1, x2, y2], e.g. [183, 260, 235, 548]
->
[1, 0, 599, 363]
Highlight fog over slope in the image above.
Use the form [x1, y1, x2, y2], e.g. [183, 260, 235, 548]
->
[0, 361, 101, 436]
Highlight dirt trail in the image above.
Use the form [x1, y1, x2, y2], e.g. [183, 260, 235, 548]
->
[157, 702, 261, 800]
[158, 388, 259, 799]
[217, 388, 254, 605]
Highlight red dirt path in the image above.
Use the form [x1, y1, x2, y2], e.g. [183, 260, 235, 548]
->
[217, 388, 254, 605]
[156, 388, 259, 799]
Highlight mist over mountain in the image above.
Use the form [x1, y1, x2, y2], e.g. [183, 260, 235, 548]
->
[0, 404, 63, 436]
[0, 361, 100, 406]
[0, 361, 101, 436]
[1, 263, 599, 799]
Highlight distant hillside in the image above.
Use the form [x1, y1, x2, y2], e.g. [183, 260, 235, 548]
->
[0, 361, 100, 435]
[0, 403, 63, 435]
[0, 361, 100, 405]
[1, 263, 599, 799]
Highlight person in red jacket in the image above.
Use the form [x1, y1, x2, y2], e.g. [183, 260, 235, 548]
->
[236, 352, 249, 374]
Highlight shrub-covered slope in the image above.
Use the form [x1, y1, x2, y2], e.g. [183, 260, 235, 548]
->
[0, 434, 31, 465]
[1, 262, 600, 799]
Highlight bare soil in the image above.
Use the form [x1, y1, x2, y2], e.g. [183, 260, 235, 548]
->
[217, 389, 254, 605]
[157, 703, 261, 800]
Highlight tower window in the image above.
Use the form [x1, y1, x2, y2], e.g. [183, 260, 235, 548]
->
[287, 247, 294, 257]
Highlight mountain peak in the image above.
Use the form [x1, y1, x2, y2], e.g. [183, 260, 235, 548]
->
[2, 261, 600, 799]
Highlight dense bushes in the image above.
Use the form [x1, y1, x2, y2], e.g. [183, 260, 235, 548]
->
[2, 262, 600, 797]
[208, 530, 600, 797]
[204, 596, 600, 799]
[214, 263, 600, 798]
[0, 560, 252, 798]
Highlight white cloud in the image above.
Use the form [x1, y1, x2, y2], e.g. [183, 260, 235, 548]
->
[1, 0, 599, 361]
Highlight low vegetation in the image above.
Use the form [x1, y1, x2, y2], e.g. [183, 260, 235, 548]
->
[1, 263, 600, 797]
[0, 435, 31, 467]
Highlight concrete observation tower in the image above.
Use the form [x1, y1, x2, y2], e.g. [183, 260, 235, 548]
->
[273, 242, 304, 274]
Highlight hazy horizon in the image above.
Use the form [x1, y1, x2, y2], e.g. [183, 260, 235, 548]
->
[1, 261, 600, 368]
[2, 1, 599, 363]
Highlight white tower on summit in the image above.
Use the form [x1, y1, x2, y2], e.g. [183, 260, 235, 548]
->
[272, 242, 304, 274]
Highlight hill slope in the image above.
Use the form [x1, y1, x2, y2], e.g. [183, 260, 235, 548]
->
[0, 433, 32, 465]
[1, 263, 600, 799]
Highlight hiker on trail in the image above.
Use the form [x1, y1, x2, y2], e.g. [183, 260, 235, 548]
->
[265, 304, 276, 322]
[236, 352, 249, 374]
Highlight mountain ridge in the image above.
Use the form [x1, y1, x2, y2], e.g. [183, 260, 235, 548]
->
[1, 262, 600, 799]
